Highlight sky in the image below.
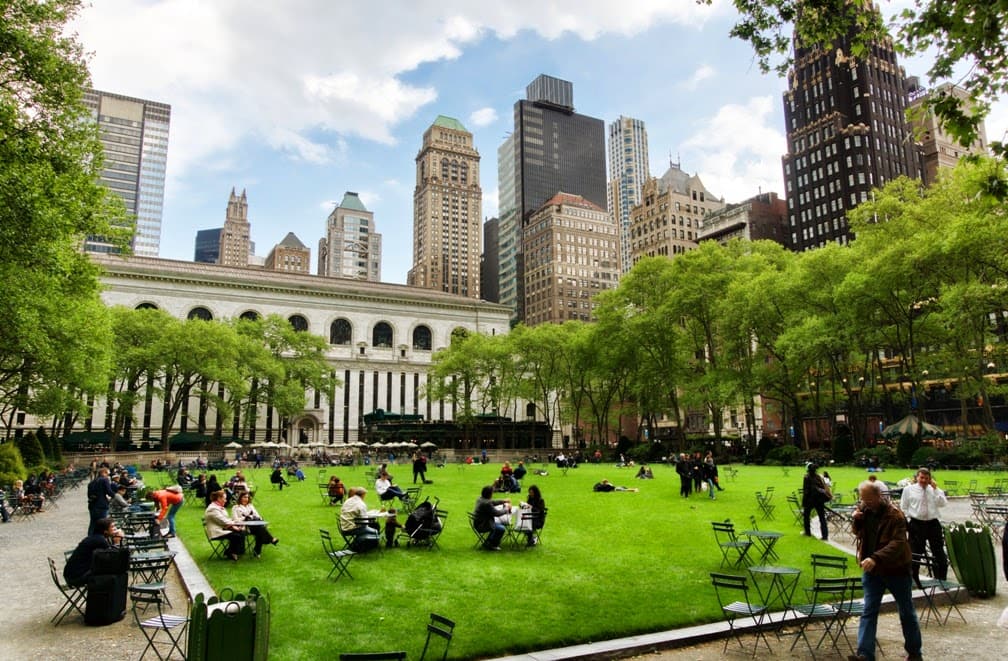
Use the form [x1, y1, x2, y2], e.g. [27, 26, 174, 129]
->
[72, 1, 1008, 285]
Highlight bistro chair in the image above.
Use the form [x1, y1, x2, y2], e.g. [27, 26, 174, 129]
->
[755, 491, 776, 520]
[712, 520, 753, 569]
[130, 585, 188, 660]
[467, 512, 490, 549]
[913, 551, 967, 627]
[201, 518, 228, 560]
[320, 529, 356, 581]
[47, 557, 86, 625]
[789, 577, 850, 658]
[419, 612, 456, 661]
[710, 572, 771, 658]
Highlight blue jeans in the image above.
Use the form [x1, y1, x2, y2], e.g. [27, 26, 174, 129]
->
[856, 571, 921, 661]
[166, 500, 183, 535]
[706, 478, 716, 498]
[486, 522, 506, 548]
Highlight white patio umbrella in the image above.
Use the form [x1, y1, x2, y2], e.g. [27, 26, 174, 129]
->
[223, 441, 243, 449]
[420, 442, 438, 449]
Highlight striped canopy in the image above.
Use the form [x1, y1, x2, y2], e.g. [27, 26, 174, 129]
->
[880, 414, 947, 439]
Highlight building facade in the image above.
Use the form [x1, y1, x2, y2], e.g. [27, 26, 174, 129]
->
[82, 89, 171, 257]
[408, 116, 482, 298]
[89, 255, 515, 446]
[908, 82, 989, 186]
[522, 193, 619, 326]
[219, 188, 251, 267]
[194, 228, 222, 264]
[627, 164, 724, 267]
[265, 232, 311, 273]
[699, 192, 788, 246]
[498, 75, 607, 323]
[607, 116, 650, 274]
[318, 192, 382, 281]
[496, 134, 520, 315]
[481, 217, 500, 303]
[782, 30, 921, 251]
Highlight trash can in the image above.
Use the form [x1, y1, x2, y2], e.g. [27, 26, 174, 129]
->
[187, 587, 270, 661]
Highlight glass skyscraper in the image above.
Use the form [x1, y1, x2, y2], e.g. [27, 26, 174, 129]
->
[82, 89, 171, 257]
[607, 116, 649, 274]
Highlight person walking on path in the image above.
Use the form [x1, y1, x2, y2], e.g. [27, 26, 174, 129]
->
[901, 466, 949, 580]
[802, 462, 831, 540]
[849, 478, 923, 661]
[86, 467, 116, 535]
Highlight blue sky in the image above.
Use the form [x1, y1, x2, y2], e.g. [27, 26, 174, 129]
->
[73, 1, 1006, 285]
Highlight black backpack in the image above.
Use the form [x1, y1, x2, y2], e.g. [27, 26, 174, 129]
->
[405, 500, 436, 539]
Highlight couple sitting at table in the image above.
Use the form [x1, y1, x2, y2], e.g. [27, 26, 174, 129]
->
[204, 489, 278, 560]
[339, 487, 393, 551]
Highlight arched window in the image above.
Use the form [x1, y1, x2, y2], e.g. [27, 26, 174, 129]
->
[330, 318, 352, 345]
[288, 314, 309, 332]
[372, 322, 393, 348]
[239, 310, 259, 321]
[135, 302, 158, 310]
[187, 306, 213, 321]
[412, 325, 432, 351]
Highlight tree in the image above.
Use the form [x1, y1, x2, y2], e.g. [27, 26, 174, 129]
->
[711, 0, 1008, 158]
[0, 0, 127, 441]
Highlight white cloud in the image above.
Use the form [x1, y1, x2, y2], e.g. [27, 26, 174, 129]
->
[682, 64, 716, 90]
[682, 96, 787, 203]
[482, 186, 500, 218]
[470, 107, 498, 127]
[72, 1, 724, 196]
[357, 190, 382, 208]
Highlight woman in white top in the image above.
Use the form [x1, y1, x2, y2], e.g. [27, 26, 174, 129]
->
[232, 491, 278, 557]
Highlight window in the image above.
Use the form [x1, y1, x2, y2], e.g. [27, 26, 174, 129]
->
[330, 318, 352, 345]
[288, 315, 308, 332]
[187, 306, 213, 321]
[372, 322, 393, 348]
[412, 325, 432, 351]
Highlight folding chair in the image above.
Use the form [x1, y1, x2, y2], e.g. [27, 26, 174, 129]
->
[320, 529, 356, 581]
[755, 492, 776, 520]
[787, 494, 804, 526]
[709, 572, 771, 657]
[130, 552, 176, 607]
[744, 515, 782, 563]
[419, 612, 456, 661]
[467, 512, 490, 549]
[913, 551, 967, 626]
[832, 575, 882, 657]
[339, 653, 406, 660]
[48, 557, 86, 625]
[711, 520, 753, 568]
[202, 518, 228, 560]
[789, 577, 849, 658]
[131, 585, 188, 660]
[401, 487, 423, 514]
[810, 553, 849, 579]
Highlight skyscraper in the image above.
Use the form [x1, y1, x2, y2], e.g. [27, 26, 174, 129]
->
[266, 232, 311, 274]
[194, 228, 222, 263]
[82, 89, 170, 256]
[481, 217, 500, 303]
[408, 116, 482, 297]
[318, 192, 382, 281]
[782, 29, 921, 251]
[908, 81, 989, 186]
[498, 74, 607, 321]
[608, 116, 649, 274]
[220, 188, 251, 267]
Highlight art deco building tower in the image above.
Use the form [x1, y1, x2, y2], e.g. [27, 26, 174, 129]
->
[782, 29, 921, 250]
[219, 188, 250, 267]
[318, 192, 382, 281]
[82, 89, 170, 256]
[608, 116, 649, 273]
[408, 116, 482, 298]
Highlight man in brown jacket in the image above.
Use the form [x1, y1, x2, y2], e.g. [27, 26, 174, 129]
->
[848, 479, 922, 661]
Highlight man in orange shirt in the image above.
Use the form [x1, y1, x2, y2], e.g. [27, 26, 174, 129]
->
[150, 485, 185, 537]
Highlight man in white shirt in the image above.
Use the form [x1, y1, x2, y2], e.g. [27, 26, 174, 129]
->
[900, 467, 949, 580]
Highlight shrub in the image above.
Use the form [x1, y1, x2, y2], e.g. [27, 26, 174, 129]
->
[0, 442, 27, 486]
[799, 450, 833, 467]
[858, 445, 897, 468]
[896, 434, 921, 466]
[911, 446, 940, 467]
[765, 444, 801, 465]
[16, 432, 45, 468]
[832, 432, 854, 462]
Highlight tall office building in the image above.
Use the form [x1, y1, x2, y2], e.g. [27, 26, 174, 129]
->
[318, 192, 382, 281]
[607, 116, 650, 274]
[220, 188, 251, 267]
[782, 28, 921, 250]
[407, 116, 482, 297]
[523, 193, 618, 326]
[908, 81, 989, 186]
[194, 228, 222, 263]
[498, 74, 607, 321]
[82, 89, 171, 256]
[481, 217, 500, 303]
[497, 134, 520, 314]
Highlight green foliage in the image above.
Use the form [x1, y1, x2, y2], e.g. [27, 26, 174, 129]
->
[911, 445, 940, 467]
[860, 445, 897, 468]
[896, 433, 922, 467]
[765, 444, 801, 465]
[15, 432, 45, 468]
[0, 442, 27, 485]
[710, 0, 1008, 158]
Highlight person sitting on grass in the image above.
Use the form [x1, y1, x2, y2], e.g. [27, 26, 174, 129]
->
[270, 466, 289, 490]
[592, 479, 638, 493]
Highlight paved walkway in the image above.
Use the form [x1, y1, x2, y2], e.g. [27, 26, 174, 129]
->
[2, 485, 1005, 660]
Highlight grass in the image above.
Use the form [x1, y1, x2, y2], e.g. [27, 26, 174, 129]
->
[169, 461, 1004, 659]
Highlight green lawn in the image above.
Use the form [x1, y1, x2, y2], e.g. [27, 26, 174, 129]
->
[169, 461, 1001, 659]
